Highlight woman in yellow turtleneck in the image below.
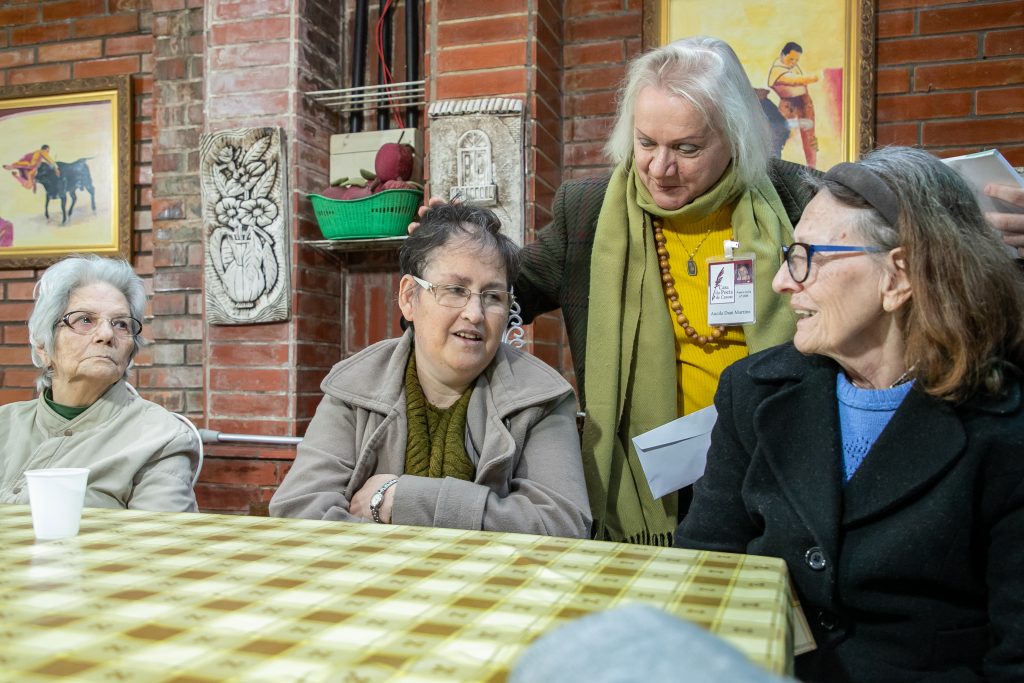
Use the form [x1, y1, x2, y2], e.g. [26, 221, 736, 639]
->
[507, 36, 815, 545]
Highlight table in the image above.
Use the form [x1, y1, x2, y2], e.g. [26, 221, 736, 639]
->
[0, 505, 794, 681]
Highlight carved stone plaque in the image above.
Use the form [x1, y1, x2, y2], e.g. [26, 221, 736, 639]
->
[200, 127, 290, 325]
[427, 99, 524, 245]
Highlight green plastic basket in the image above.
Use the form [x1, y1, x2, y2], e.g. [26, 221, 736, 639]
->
[308, 188, 423, 240]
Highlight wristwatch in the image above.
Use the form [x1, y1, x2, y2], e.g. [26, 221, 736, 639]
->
[369, 478, 399, 523]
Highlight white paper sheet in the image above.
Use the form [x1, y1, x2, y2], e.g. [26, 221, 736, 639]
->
[632, 404, 718, 499]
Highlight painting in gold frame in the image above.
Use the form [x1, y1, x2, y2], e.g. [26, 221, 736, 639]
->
[644, 0, 875, 170]
[0, 75, 131, 268]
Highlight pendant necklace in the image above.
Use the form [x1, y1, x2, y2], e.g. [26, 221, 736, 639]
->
[889, 365, 916, 388]
[673, 223, 716, 276]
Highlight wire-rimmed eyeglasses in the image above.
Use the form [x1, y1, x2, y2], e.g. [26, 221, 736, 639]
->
[411, 276, 513, 314]
[58, 311, 142, 337]
[781, 242, 886, 284]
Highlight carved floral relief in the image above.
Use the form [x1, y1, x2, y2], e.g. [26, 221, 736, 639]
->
[200, 127, 290, 324]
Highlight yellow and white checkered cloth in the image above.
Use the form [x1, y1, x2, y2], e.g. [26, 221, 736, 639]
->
[0, 505, 793, 681]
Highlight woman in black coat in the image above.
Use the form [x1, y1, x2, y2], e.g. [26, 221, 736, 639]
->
[676, 146, 1024, 682]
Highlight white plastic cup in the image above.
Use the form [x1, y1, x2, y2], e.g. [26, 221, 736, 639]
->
[24, 468, 89, 540]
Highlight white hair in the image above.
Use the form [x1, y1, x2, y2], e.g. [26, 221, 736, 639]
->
[28, 254, 146, 390]
[605, 36, 771, 190]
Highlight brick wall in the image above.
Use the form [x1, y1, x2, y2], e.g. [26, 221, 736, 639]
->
[875, 0, 1024, 165]
[1, 0, 1021, 513]
[562, 0, 643, 179]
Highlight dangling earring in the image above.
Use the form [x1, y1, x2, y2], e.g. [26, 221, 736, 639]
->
[502, 289, 525, 349]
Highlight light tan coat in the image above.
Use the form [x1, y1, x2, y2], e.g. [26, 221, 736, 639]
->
[0, 380, 199, 512]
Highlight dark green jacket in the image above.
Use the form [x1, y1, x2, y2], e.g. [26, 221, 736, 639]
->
[516, 158, 819, 406]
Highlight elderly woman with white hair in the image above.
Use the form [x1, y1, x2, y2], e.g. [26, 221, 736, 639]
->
[509, 36, 816, 544]
[0, 255, 199, 512]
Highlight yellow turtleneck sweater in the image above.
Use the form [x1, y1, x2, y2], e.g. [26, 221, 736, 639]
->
[661, 205, 749, 415]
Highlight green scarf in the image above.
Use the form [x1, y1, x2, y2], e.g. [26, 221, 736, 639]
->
[404, 353, 475, 481]
[582, 161, 795, 545]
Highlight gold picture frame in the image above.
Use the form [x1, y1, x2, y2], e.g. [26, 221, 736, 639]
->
[0, 75, 132, 268]
[644, 0, 875, 169]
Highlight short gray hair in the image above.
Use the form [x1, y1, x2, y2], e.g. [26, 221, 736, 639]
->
[28, 254, 146, 390]
[605, 36, 771, 190]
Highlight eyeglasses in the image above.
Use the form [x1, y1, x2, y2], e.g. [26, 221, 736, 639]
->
[411, 276, 513, 313]
[59, 311, 142, 337]
[781, 242, 886, 284]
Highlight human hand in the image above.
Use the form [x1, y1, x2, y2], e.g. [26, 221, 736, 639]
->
[984, 183, 1024, 256]
[350, 473, 399, 522]
[407, 195, 450, 234]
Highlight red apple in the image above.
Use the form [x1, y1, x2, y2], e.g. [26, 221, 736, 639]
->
[377, 179, 421, 192]
[321, 185, 371, 200]
[374, 142, 415, 182]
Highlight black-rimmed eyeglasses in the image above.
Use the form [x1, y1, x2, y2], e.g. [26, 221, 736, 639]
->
[59, 311, 142, 337]
[781, 242, 886, 283]
[411, 276, 513, 314]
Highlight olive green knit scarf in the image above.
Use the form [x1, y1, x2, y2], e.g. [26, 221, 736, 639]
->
[581, 160, 795, 545]
[403, 353, 475, 481]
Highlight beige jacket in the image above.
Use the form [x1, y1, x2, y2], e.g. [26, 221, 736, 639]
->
[0, 380, 199, 512]
[270, 331, 592, 538]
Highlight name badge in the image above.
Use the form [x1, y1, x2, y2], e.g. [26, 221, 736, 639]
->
[706, 255, 756, 325]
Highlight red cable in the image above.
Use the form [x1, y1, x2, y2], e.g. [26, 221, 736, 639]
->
[374, 0, 404, 130]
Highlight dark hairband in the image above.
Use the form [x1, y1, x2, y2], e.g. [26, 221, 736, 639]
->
[823, 162, 900, 227]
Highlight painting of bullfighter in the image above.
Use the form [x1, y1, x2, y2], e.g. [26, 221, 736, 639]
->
[0, 75, 130, 267]
[660, 0, 874, 170]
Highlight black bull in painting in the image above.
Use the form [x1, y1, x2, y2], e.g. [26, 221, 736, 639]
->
[35, 158, 96, 225]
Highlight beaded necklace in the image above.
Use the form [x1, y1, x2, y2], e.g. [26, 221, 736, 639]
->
[652, 217, 727, 346]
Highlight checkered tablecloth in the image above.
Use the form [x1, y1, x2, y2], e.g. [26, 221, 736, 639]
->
[0, 505, 793, 682]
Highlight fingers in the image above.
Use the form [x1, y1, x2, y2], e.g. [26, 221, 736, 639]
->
[984, 183, 1024, 208]
[986, 210, 1024, 237]
[408, 195, 457, 234]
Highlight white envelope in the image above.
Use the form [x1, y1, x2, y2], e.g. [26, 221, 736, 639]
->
[632, 404, 718, 499]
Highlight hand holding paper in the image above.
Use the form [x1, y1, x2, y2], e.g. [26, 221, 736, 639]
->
[942, 149, 1024, 258]
[984, 183, 1024, 256]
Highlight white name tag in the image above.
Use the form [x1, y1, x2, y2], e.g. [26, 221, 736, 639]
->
[706, 255, 756, 326]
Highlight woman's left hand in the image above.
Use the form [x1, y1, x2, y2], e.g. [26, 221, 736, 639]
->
[350, 473, 399, 522]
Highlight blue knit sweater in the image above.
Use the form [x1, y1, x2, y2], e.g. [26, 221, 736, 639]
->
[836, 373, 914, 482]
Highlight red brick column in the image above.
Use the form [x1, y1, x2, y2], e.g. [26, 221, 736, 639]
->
[150, 1, 204, 418]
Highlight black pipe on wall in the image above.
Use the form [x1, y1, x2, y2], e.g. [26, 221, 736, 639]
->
[349, 0, 368, 132]
[376, 0, 394, 130]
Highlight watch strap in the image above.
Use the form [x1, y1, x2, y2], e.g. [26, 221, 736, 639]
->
[370, 478, 399, 523]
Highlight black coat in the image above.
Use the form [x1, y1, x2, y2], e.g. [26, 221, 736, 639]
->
[676, 343, 1024, 683]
